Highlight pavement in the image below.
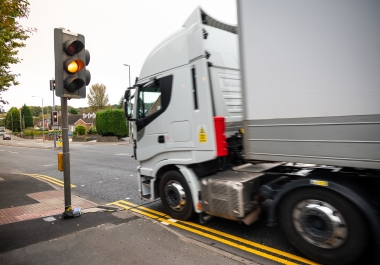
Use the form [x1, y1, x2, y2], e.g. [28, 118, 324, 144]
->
[0, 134, 131, 149]
[0, 136, 255, 265]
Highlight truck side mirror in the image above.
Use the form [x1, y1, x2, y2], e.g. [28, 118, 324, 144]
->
[124, 89, 131, 101]
[124, 101, 134, 121]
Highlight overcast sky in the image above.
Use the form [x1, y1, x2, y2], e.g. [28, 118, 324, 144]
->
[3, 0, 237, 112]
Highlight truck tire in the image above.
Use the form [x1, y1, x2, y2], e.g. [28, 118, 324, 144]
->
[159, 170, 194, 220]
[279, 187, 369, 265]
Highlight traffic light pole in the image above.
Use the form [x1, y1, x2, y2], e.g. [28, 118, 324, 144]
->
[61, 97, 72, 214]
[54, 28, 89, 218]
[52, 83, 57, 148]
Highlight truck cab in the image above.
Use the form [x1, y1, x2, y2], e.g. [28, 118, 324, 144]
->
[126, 7, 242, 207]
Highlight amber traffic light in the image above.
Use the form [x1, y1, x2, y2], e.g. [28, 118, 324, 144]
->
[54, 28, 91, 98]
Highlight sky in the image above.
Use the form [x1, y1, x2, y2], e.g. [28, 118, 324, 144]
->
[2, 0, 237, 112]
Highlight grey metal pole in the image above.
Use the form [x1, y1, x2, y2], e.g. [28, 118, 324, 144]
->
[128, 65, 131, 144]
[124, 64, 132, 144]
[42, 98, 44, 141]
[61, 97, 71, 212]
[19, 108, 22, 136]
[53, 85, 56, 148]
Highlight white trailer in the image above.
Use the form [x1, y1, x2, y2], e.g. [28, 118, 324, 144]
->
[124, 1, 380, 264]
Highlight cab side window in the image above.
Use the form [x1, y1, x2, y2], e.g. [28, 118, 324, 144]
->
[135, 75, 173, 132]
[137, 81, 161, 119]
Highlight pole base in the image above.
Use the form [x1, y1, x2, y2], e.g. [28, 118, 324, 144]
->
[62, 206, 82, 219]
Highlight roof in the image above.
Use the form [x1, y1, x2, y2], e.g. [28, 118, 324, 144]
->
[68, 114, 95, 125]
[138, 7, 237, 82]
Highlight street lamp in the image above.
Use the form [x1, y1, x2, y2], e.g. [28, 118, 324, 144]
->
[123, 64, 132, 143]
[123, 64, 131, 87]
[32, 96, 44, 141]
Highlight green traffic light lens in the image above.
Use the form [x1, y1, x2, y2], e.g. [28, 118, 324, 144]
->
[65, 78, 85, 92]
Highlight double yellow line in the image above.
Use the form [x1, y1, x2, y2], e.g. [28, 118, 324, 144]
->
[27, 174, 76, 188]
[110, 200, 319, 265]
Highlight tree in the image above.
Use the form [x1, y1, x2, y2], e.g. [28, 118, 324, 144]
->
[87, 83, 109, 112]
[68, 106, 78, 114]
[116, 95, 124, 109]
[0, 0, 36, 110]
[5, 107, 20, 132]
[21, 104, 33, 128]
[29, 106, 41, 117]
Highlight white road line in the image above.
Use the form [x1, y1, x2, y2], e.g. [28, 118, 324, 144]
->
[115, 153, 133, 156]
[43, 164, 55, 167]
[8, 151, 18, 154]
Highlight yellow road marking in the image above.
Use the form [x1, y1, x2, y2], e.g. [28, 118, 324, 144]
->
[27, 174, 76, 188]
[111, 200, 319, 265]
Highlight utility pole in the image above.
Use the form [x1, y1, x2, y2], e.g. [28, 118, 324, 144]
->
[123, 64, 132, 144]
[19, 109, 22, 135]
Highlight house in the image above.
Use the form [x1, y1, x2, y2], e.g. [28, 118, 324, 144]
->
[45, 112, 96, 133]
[69, 113, 96, 132]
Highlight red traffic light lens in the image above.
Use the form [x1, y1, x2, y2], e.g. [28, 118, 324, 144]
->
[64, 40, 84, 55]
[67, 44, 78, 55]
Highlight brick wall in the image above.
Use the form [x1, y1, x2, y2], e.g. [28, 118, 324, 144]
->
[75, 120, 92, 132]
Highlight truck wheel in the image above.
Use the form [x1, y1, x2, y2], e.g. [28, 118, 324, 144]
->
[279, 188, 369, 265]
[159, 170, 194, 220]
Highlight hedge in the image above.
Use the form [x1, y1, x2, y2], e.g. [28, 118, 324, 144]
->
[96, 109, 128, 138]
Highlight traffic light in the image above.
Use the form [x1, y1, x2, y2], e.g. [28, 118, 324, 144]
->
[49, 80, 55, 91]
[54, 28, 91, 98]
[52, 111, 58, 126]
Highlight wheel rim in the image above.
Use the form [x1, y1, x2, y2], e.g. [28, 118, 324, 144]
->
[292, 199, 348, 249]
[164, 180, 187, 212]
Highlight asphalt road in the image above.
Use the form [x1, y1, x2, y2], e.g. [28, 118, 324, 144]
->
[0, 143, 375, 265]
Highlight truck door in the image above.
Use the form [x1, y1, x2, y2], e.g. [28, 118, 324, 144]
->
[134, 75, 173, 162]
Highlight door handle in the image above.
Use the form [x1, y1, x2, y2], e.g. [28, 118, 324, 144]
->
[158, 135, 165, 143]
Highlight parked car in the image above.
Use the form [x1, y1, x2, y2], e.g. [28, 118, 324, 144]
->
[3, 134, 11, 140]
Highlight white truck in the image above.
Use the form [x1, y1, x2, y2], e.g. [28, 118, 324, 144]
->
[124, 1, 380, 264]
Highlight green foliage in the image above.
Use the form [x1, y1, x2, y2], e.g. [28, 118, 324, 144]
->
[29, 106, 41, 117]
[21, 104, 33, 128]
[0, 0, 37, 110]
[5, 107, 20, 132]
[23, 129, 34, 136]
[68, 106, 78, 114]
[116, 95, 124, 109]
[96, 109, 128, 138]
[74, 125, 86, 136]
[48, 129, 61, 135]
[87, 126, 97, 134]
